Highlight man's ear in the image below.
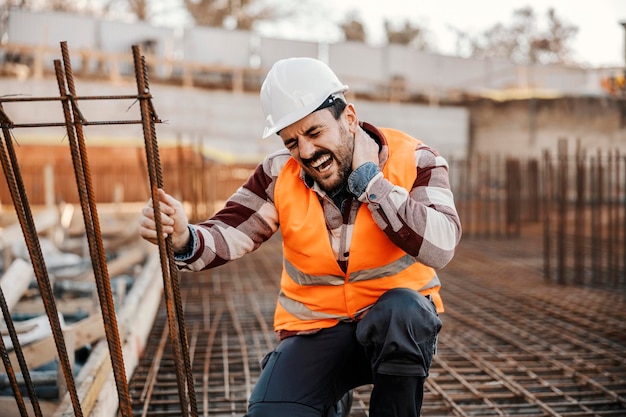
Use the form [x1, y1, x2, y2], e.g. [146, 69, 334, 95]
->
[344, 103, 359, 133]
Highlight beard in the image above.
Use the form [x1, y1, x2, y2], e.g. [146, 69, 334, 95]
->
[302, 125, 354, 195]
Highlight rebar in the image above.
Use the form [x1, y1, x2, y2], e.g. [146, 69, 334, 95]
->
[0, 103, 84, 416]
[55, 39, 135, 416]
[0, 285, 41, 417]
[132, 45, 198, 417]
[0, 41, 166, 417]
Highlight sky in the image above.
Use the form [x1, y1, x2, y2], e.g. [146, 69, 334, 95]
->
[250, 0, 626, 68]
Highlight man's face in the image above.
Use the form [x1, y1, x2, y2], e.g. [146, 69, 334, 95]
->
[279, 105, 357, 195]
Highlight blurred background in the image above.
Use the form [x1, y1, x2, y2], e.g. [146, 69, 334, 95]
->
[1, 2, 626, 416]
[1, 0, 625, 198]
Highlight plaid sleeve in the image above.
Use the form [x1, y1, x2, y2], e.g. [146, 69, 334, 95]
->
[362, 143, 462, 269]
[176, 150, 289, 271]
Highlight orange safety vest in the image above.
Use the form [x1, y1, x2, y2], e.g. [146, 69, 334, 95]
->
[273, 128, 443, 332]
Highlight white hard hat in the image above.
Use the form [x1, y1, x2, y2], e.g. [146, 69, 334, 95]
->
[260, 57, 349, 139]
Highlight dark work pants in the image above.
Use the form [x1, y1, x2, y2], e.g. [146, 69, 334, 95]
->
[245, 288, 442, 417]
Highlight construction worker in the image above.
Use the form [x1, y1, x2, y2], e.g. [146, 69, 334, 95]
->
[139, 57, 462, 417]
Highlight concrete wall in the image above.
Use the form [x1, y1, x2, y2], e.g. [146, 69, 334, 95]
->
[469, 97, 626, 158]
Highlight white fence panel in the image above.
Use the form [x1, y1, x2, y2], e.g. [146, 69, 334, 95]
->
[184, 27, 252, 67]
[99, 20, 177, 77]
[258, 37, 319, 68]
[356, 100, 469, 159]
[99, 20, 176, 56]
[527, 65, 589, 94]
[328, 42, 386, 96]
[386, 46, 438, 93]
[7, 8, 97, 49]
[480, 59, 519, 90]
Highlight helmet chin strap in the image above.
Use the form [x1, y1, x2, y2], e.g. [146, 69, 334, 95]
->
[314, 93, 345, 112]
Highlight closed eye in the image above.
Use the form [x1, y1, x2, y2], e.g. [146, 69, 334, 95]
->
[283, 124, 323, 150]
[284, 138, 297, 150]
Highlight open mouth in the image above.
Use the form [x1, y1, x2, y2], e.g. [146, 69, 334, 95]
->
[310, 154, 333, 172]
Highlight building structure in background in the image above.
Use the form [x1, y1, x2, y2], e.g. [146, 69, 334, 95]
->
[4, 8, 617, 97]
[1, 8, 625, 163]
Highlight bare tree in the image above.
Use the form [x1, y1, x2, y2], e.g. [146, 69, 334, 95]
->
[16, 0, 80, 12]
[183, 0, 276, 30]
[453, 7, 578, 65]
[96, 0, 151, 21]
[340, 12, 366, 42]
[384, 19, 433, 51]
[128, 0, 149, 21]
[7, 0, 122, 18]
[529, 8, 578, 64]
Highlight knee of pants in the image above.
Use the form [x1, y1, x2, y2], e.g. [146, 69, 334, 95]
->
[246, 402, 321, 417]
[247, 350, 322, 417]
[356, 288, 442, 376]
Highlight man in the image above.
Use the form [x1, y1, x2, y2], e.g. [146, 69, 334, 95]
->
[139, 57, 461, 417]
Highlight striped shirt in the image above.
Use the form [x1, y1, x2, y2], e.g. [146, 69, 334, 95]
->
[175, 122, 461, 272]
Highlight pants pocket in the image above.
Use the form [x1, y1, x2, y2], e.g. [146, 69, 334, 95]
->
[249, 350, 281, 405]
[420, 334, 438, 376]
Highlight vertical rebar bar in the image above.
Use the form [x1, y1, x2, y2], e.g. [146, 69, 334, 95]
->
[620, 154, 626, 284]
[0, 286, 39, 417]
[132, 44, 198, 417]
[607, 150, 615, 284]
[56, 41, 133, 416]
[0, 107, 44, 417]
[0, 104, 84, 417]
[542, 149, 553, 282]
[557, 139, 567, 285]
[611, 149, 621, 286]
[590, 154, 601, 286]
[574, 141, 586, 285]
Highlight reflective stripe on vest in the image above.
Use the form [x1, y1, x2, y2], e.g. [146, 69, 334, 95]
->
[284, 254, 441, 287]
[273, 127, 444, 332]
[278, 290, 352, 321]
[278, 272, 442, 323]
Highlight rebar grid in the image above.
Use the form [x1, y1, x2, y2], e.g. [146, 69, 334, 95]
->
[128, 231, 626, 417]
[132, 44, 198, 417]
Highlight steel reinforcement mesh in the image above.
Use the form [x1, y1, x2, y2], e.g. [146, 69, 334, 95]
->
[128, 231, 626, 417]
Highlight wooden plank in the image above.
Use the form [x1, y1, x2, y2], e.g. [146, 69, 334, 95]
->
[2, 314, 64, 350]
[54, 247, 162, 417]
[0, 396, 57, 417]
[0, 258, 33, 312]
[11, 297, 98, 317]
[0, 207, 59, 250]
[6, 312, 105, 371]
[74, 243, 147, 282]
[0, 207, 60, 267]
